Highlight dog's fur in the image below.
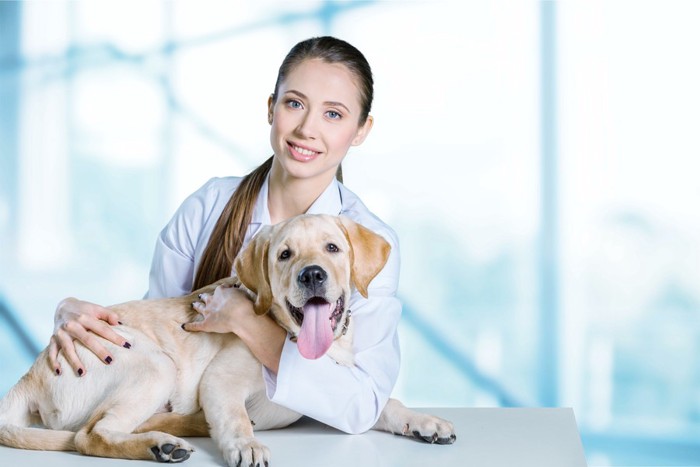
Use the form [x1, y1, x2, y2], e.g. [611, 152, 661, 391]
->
[0, 214, 455, 466]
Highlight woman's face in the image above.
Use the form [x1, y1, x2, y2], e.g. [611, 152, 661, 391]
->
[268, 58, 373, 184]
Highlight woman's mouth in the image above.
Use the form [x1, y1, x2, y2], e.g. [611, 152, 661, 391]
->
[288, 142, 321, 162]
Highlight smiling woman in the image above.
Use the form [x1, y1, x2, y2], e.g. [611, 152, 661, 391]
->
[48, 36, 407, 437]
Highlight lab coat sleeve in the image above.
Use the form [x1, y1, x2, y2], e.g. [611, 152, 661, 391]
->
[144, 178, 222, 299]
[145, 229, 196, 299]
[262, 230, 402, 434]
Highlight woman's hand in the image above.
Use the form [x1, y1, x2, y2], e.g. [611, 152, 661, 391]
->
[183, 284, 255, 334]
[49, 297, 131, 376]
[184, 284, 285, 373]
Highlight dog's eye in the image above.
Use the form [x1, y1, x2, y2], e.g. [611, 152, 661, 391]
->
[326, 243, 339, 253]
[279, 249, 292, 261]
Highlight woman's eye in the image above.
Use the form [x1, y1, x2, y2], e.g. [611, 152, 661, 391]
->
[326, 243, 339, 253]
[325, 110, 342, 120]
[286, 99, 303, 109]
[279, 249, 292, 261]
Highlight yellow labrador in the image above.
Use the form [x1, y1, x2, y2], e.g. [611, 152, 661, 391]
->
[0, 214, 455, 466]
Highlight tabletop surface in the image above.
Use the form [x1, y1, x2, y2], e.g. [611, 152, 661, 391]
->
[0, 407, 588, 467]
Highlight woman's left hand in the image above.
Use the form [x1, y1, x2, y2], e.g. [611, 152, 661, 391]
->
[183, 284, 255, 334]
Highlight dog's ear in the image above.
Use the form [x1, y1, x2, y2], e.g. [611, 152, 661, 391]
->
[337, 216, 391, 298]
[234, 226, 273, 315]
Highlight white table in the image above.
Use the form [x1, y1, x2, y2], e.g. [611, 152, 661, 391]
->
[0, 408, 588, 467]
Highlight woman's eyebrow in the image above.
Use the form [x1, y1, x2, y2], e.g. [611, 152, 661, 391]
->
[286, 89, 351, 114]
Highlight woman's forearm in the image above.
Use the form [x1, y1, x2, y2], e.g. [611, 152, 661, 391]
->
[235, 314, 286, 374]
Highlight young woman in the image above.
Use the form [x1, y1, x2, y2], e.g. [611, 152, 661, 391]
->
[49, 36, 401, 434]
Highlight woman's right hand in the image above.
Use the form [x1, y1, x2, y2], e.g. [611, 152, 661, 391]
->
[49, 297, 131, 377]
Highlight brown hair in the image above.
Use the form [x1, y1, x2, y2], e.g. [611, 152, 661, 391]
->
[192, 36, 373, 290]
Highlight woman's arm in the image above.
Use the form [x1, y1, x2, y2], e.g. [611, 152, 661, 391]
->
[48, 297, 130, 376]
[183, 284, 286, 374]
[48, 178, 224, 376]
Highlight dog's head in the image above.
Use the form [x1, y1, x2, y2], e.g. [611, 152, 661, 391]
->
[234, 214, 391, 360]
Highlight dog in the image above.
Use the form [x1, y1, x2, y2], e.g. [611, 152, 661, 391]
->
[0, 214, 456, 466]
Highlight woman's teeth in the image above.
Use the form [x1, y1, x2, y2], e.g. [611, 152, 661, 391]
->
[293, 145, 317, 156]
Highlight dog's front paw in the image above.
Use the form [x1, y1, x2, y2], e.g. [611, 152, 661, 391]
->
[404, 414, 456, 445]
[150, 439, 194, 463]
[223, 437, 270, 467]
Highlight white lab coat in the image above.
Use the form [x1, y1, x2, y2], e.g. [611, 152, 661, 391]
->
[145, 175, 402, 434]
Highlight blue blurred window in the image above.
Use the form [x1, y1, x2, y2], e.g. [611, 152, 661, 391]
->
[1, 2, 699, 465]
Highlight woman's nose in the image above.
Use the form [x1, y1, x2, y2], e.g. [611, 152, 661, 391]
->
[295, 112, 319, 139]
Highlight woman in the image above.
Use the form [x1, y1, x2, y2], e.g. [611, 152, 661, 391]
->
[49, 36, 401, 434]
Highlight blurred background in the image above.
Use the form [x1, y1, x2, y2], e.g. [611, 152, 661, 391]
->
[1, 1, 699, 465]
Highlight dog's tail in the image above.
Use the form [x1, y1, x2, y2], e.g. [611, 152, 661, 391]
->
[0, 378, 75, 451]
[0, 425, 75, 451]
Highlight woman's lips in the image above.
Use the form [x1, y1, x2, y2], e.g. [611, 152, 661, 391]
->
[288, 142, 321, 162]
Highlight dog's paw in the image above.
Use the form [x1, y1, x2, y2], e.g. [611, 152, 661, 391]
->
[150, 439, 194, 463]
[193, 283, 241, 313]
[223, 437, 270, 467]
[403, 414, 456, 445]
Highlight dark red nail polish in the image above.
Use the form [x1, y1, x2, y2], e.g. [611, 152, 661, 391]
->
[105, 356, 112, 364]
[123, 342, 131, 349]
[55, 368, 61, 376]
[78, 368, 84, 376]
[118, 321, 123, 325]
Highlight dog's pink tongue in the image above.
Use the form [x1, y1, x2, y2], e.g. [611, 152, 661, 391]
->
[297, 301, 334, 359]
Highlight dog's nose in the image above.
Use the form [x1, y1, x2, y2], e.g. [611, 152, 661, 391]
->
[298, 265, 327, 290]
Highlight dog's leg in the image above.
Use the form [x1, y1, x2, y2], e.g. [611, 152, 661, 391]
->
[200, 345, 270, 467]
[372, 398, 457, 444]
[204, 400, 268, 467]
[136, 411, 210, 437]
[74, 397, 195, 462]
[64, 329, 201, 462]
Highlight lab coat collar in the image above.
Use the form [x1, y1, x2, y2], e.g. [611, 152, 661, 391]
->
[250, 174, 343, 229]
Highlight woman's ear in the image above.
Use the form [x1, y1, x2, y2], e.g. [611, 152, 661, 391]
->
[351, 115, 374, 146]
[267, 94, 275, 125]
[234, 226, 273, 315]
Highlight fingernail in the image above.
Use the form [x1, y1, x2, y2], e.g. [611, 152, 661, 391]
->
[78, 368, 84, 377]
[105, 356, 113, 364]
[118, 321, 123, 325]
[123, 342, 131, 349]
[181, 323, 186, 330]
[55, 368, 61, 376]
